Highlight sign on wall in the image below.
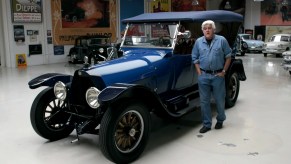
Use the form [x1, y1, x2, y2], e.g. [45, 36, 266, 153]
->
[51, 0, 118, 45]
[11, 0, 42, 23]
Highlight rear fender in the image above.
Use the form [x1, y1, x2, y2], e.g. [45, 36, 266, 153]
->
[228, 58, 247, 81]
[28, 73, 73, 89]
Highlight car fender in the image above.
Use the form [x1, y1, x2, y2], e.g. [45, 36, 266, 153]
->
[28, 73, 73, 89]
[228, 58, 247, 81]
[98, 83, 165, 111]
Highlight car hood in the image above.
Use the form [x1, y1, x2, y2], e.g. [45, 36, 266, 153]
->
[244, 39, 264, 45]
[80, 49, 170, 85]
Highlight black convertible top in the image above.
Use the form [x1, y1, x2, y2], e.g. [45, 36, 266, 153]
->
[122, 10, 243, 24]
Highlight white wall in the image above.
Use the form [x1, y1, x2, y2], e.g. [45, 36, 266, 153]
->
[1, 0, 70, 68]
[0, 0, 4, 67]
[244, 0, 261, 31]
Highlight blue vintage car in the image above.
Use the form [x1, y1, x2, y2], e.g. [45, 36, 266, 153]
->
[28, 10, 246, 163]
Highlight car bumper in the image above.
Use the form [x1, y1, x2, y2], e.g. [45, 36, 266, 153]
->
[263, 49, 285, 54]
[248, 47, 263, 51]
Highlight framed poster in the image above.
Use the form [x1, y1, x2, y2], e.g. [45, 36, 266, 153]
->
[16, 54, 27, 67]
[11, 0, 42, 23]
[14, 25, 25, 42]
[29, 44, 42, 55]
[51, 0, 117, 45]
[54, 45, 64, 55]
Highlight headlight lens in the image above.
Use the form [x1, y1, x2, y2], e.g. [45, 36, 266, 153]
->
[242, 42, 248, 48]
[86, 87, 101, 109]
[54, 81, 66, 100]
[99, 48, 104, 53]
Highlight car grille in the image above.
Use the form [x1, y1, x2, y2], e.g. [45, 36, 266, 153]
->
[70, 72, 106, 108]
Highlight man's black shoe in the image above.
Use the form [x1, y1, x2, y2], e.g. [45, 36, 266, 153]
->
[215, 122, 223, 129]
[199, 126, 211, 133]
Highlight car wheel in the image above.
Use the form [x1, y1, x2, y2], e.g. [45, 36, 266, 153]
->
[264, 53, 267, 57]
[289, 71, 291, 75]
[276, 54, 281, 58]
[99, 102, 151, 164]
[225, 72, 240, 108]
[241, 52, 245, 56]
[30, 88, 74, 141]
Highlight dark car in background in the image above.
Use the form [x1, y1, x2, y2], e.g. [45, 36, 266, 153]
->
[28, 10, 246, 164]
[68, 35, 119, 64]
[87, 36, 121, 64]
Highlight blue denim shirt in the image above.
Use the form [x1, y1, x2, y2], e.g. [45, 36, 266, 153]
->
[192, 34, 231, 70]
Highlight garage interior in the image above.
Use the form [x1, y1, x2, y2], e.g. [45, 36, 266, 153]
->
[0, 53, 290, 163]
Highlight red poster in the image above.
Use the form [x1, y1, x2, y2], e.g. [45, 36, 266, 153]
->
[172, 0, 206, 11]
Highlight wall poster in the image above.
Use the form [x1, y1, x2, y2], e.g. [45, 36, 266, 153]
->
[261, 0, 291, 25]
[149, 0, 170, 13]
[51, 0, 118, 45]
[171, 0, 206, 11]
[16, 54, 27, 67]
[14, 25, 25, 42]
[11, 0, 42, 23]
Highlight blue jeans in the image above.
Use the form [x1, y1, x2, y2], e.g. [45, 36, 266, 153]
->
[198, 72, 226, 128]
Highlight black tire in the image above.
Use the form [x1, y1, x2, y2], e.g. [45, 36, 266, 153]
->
[99, 102, 151, 164]
[264, 53, 267, 57]
[225, 72, 240, 108]
[241, 52, 245, 56]
[289, 71, 291, 75]
[30, 88, 74, 141]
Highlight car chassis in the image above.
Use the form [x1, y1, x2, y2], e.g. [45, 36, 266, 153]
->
[28, 10, 246, 163]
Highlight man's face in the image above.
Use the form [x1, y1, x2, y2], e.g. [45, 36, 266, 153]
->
[202, 25, 215, 39]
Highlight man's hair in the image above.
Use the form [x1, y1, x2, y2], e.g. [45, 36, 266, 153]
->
[201, 20, 216, 31]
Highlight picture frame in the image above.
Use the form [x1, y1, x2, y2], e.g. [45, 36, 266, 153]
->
[27, 30, 33, 36]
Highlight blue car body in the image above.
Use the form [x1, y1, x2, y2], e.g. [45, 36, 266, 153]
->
[28, 10, 246, 164]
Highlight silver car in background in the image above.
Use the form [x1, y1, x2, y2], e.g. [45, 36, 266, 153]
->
[236, 34, 264, 56]
[263, 34, 291, 57]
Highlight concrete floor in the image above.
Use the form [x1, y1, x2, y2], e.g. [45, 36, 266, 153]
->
[0, 53, 291, 164]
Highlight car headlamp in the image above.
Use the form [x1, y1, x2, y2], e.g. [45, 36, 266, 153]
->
[242, 42, 248, 49]
[54, 81, 67, 101]
[99, 48, 104, 53]
[85, 87, 101, 109]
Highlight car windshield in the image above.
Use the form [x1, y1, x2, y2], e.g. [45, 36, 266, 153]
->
[270, 35, 290, 42]
[121, 23, 178, 48]
[90, 38, 111, 45]
[242, 34, 252, 40]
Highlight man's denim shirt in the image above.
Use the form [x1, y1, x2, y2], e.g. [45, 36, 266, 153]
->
[192, 34, 232, 71]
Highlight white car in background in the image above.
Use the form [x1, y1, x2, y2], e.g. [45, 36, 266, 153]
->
[263, 34, 291, 57]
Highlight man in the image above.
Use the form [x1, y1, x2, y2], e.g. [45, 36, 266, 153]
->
[192, 20, 232, 133]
